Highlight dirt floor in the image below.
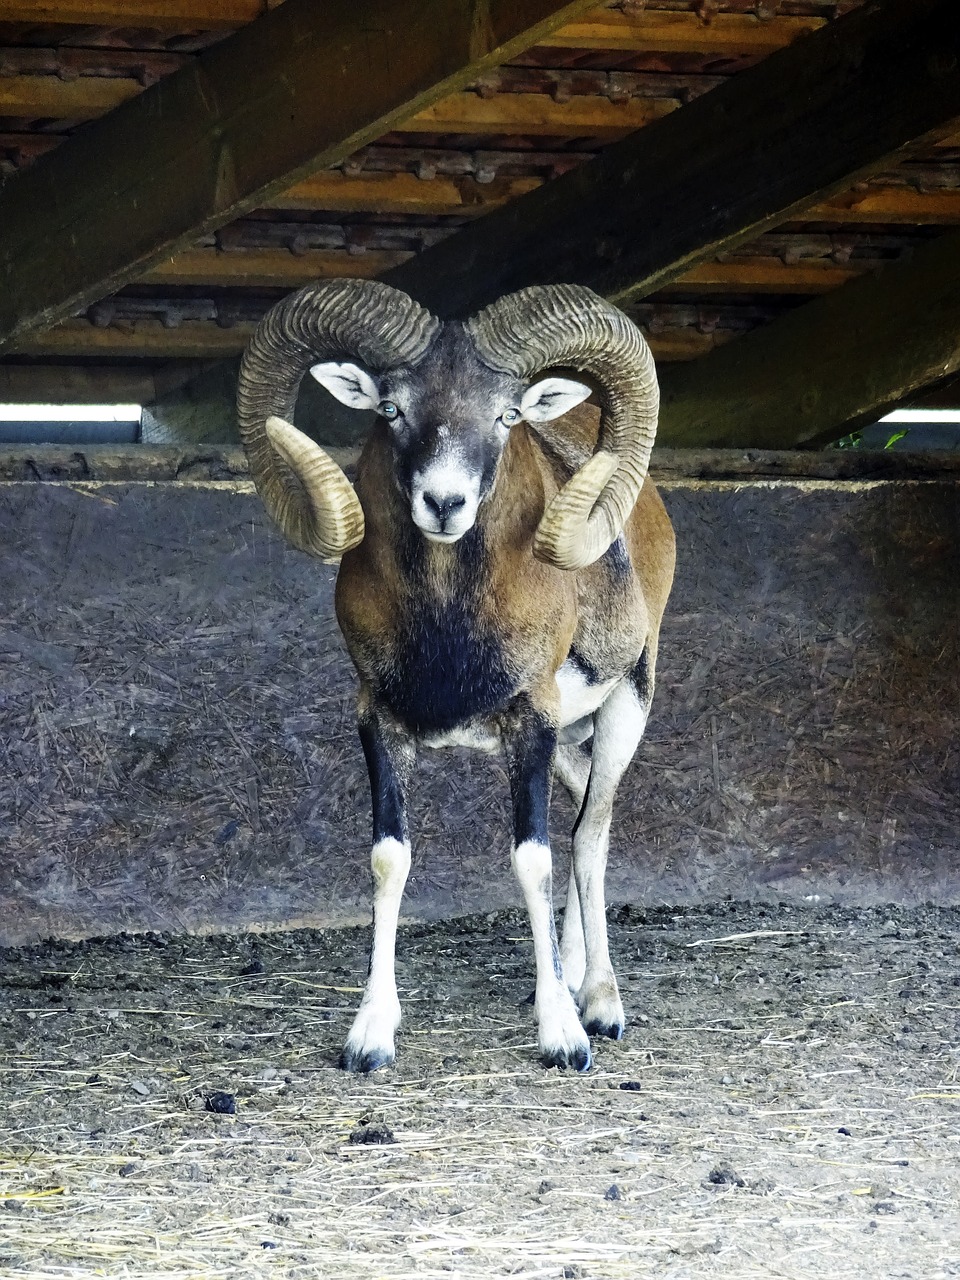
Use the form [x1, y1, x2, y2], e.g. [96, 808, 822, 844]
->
[1, 901, 958, 1279]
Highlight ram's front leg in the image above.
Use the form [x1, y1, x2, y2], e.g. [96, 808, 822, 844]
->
[504, 697, 591, 1072]
[340, 706, 414, 1073]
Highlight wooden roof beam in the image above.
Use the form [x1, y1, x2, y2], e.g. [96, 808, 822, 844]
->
[0, 72, 678, 135]
[0, 361, 214, 404]
[0, 0, 602, 353]
[382, 0, 960, 315]
[0, 3, 825, 54]
[136, 244, 866, 294]
[656, 227, 960, 449]
[0, 0, 274, 28]
[10, 316, 730, 363]
[542, 9, 826, 55]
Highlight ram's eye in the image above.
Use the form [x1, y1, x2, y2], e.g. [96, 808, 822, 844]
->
[379, 400, 400, 420]
[501, 407, 521, 426]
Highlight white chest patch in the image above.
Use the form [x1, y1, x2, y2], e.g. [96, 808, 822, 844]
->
[556, 660, 618, 728]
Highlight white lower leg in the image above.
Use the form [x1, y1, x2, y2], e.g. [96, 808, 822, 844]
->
[560, 858, 586, 993]
[573, 819, 624, 1036]
[554, 746, 590, 994]
[512, 840, 590, 1070]
[342, 837, 411, 1071]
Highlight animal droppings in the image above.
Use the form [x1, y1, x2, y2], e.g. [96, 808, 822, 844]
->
[204, 1091, 236, 1115]
[348, 1122, 395, 1145]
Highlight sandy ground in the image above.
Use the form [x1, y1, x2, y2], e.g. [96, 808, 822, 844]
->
[1, 900, 958, 1279]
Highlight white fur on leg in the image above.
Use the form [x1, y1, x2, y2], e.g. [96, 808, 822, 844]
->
[341, 837, 411, 1072]
[553, 745, 591, 994]
[512, 840, 591, 1071]
[560, 858, 586, 993]
[573, 683, 648, 1039]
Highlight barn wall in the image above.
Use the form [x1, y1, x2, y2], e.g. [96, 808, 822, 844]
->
[1, 449, 958, 945]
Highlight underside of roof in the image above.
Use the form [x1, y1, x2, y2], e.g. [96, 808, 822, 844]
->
[0, 0, 957, 447]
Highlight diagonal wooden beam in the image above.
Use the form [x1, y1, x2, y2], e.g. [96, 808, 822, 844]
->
[384, 0, 960, 316]
[0, 0, 600, 353]
[656, 228, 960, 449]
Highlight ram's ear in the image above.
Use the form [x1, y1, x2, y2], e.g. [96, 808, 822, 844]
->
[520, 377, 593, 423]
[309, 361, 381, 410]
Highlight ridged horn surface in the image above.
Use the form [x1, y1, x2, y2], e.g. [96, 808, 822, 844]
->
[237, 278, 439, 559]
[265, 417, 364, 564]
[465, 284, 658, 571]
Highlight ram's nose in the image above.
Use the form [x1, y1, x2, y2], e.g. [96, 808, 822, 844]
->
[422, 492, 467, 529]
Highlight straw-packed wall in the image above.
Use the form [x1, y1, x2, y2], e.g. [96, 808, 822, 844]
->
[1, 449, 957, 945]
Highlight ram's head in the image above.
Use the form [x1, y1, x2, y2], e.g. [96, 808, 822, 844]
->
[237, 279, 658, 570]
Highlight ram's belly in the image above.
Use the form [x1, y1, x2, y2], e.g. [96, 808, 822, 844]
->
[555, 657, 618, 728]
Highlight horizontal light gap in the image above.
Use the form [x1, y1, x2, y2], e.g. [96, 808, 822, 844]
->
[0, 403, 141, 422]
[881, 409, 960, 424]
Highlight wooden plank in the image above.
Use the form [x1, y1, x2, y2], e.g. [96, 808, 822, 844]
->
[400, 91, 676, 138]
[0, 363, 158, 403]
[0, 73, 139, 119]
[10, 316, 725, 362]
[384, 0, 960, 315]
[805, 187, 960, 225]
[269, 169, 540, 215]
[665, 257, 864, 295]
[138, 245, 865, 295]
[10, 319, 258, 358]
[0, 1, 823, 53]
[0, 0, 274, 27]
[271, 169, 960, 227]
[142, 246, 412, 286]
[656, 228, 960, 449]
[0, 0, 602, 353]
[544, 9, 826, 55]
[0, 76, 676, 136]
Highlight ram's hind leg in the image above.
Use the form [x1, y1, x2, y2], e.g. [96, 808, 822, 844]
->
[572, 663, 651, 1040]
[505, 697, 591, 1072]
[553, 742, 591, 995]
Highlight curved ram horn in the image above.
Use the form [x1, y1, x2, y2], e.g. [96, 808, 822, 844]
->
[237, 278, 439, 560]
[465, 284, 658, 571]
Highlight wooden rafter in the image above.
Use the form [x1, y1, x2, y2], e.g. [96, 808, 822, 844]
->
[9, 316, 731, 362]
[0, 362, 213, 403]
[0, 72, 678, 136]
[0, 3, 826, 56]
[134, 244, 866, 295]
[0, 73, 139, 119]
[542, 9, 826, 54]
[0, 0, 602, 353]
[661, 258, 864, 294]
[269, 170, 541, 215]
[142, 247, 413, 286]
[0, 0, 275, 26]
[657, 228, 960, 448]
[273, 173, 960, 226]
[397, 92, 676, 139]
[383, 0, 960, 315]
[804, 187, 960, 225]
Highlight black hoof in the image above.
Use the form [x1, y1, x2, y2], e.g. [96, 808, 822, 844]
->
[584, 1019, 625, 1041]
[338, 1045, 395, 1074]
[541, 1043, 592, 1072]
